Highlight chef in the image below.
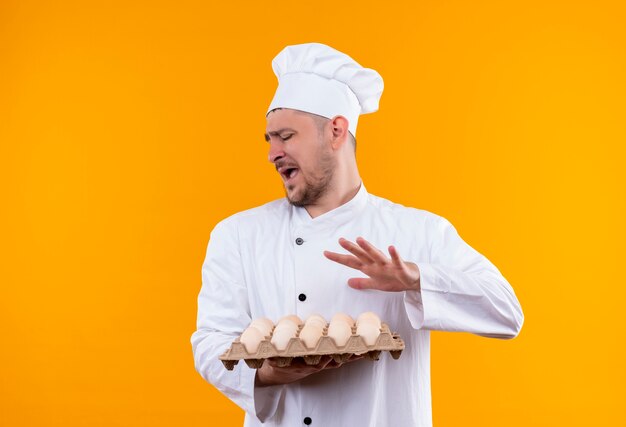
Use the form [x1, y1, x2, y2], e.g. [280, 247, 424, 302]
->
[191, 42, 524, 427]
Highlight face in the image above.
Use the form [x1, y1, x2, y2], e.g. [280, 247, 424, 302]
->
[265, 109, 336, 207]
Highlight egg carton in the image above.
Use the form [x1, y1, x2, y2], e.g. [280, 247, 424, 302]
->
[219, 323, 404, 370]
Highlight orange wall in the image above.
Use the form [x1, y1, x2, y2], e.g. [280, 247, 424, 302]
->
[1, 1, 625, 426]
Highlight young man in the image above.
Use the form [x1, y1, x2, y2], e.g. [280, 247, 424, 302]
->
[191, 43, 524, 427]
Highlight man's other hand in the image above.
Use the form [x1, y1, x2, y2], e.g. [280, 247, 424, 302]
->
[323, 237, 421, 292]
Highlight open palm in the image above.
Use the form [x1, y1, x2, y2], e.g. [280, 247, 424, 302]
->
[323, 237, 421, 292]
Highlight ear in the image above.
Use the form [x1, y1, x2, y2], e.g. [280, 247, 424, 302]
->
[329, 116, 350, 150]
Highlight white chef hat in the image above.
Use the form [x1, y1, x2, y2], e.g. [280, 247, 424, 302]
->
[266, 42, 384, 137]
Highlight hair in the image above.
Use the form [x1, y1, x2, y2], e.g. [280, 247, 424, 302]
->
[269, 108, 357, 153]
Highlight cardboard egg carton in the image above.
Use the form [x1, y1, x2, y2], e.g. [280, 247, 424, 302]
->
[219, 323, 404, 370]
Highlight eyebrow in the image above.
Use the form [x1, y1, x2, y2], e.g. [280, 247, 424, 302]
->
[264, 128, 297, 142]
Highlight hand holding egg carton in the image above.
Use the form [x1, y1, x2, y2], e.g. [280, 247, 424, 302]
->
[219, 312, 405, 370]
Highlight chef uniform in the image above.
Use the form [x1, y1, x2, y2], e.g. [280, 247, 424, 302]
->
[191, 43, 524, 427]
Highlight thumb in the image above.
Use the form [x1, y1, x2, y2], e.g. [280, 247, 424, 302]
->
[347, 278, 377, 290]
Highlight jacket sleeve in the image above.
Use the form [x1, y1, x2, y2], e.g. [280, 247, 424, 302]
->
[403, 214, 524, 339]
[190, 218, 284, 422]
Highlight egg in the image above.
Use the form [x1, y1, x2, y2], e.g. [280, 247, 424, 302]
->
[356, 322, 381, 346]
[276, 317, 301, 332]
[272, 322, 298, 336]
[249, 317, 274, 337]
[271, 326, 297, 351]
[357, 317, 382, 330]
[299, 324, 324, 349]
[305, 314, 327, 329]
[275, 319, 299, 332]
[331, 313, 354, 326]
[240, 326, 264, 353]
[327, 320, 352, 347]
[305, 313, 326, 323]
[278, 315, 303, 326]
[356, 311, 381, 329]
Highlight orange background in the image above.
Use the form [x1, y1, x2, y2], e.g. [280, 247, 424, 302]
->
[1, 1, 625, 426]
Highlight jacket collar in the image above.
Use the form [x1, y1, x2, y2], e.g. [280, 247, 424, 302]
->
[292, 182, 369, 230]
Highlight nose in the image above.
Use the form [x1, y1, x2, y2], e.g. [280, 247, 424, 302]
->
[268, 139, 285, 163]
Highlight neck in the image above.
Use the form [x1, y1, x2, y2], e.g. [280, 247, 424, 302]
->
[304, 170, 361, 219]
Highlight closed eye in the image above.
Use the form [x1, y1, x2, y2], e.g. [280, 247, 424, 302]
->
[264, 128, 297, 142]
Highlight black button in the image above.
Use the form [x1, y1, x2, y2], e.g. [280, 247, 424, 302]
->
[295, 237, 304, 245]
[298, 293, 307, 302]
[303, 417, 312, 425]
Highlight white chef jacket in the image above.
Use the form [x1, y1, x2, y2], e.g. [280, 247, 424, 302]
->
[191, 182, 523, 427]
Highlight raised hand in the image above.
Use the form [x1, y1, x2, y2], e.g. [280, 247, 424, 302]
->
[323, 237, 421, 292]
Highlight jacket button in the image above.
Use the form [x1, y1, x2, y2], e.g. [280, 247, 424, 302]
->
[298, 293, 306, 302]
[295, 237, 304, 245]
[303, 417, 312, 425]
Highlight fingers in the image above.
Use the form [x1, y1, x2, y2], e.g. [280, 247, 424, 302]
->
[324, 359, 344, 370]
[325, 353, 365, 370]
[347, 277, 376, 290]
[326, 238, 412, 292]
[338, 238, 375, 263]
[355, 237, 389, 264]
[323, 251, 363, 270]
[348, 354, 365, 362]
[305, 356, 336, 371]
[327, 237, 388, 266]
[388, 246, 410, 275]
[388, 245, 402, 265]
[267, 356, 331, 374]
[318, 355, 333, 369]
[265, 354, 363, 380]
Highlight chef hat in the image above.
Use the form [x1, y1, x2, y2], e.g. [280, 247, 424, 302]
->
[266, 42, 384, 137]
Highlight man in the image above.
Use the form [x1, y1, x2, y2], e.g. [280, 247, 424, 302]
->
[191, 43, 524, 427]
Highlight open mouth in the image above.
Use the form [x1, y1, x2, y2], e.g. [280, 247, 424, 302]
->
[280, 167, 299, 182]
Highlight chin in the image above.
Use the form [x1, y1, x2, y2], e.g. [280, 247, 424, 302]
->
[286, 194, 304, 207]
[288, 198, 306, 207]
[284, 187, 305, 207]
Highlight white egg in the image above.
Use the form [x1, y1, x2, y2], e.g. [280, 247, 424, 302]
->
[305, 313, 326, 323]
[357, 317, 382, 330]
[356, 322, 381, 346]
[249, 318, 274, 336]
[276, 319, 301, 333]
[331, 313, 354, 326]
[299, 324, 324, 349]
[278, 315, 303, 326]
[305, 314, 327, 329]
[273, 322, 298, 336]
[240, 327, 264, 353]
[327, 320, 352, 347]
[356, 312, 381, 329]
[306, 319, 327, 329]
[271, 327, 296, 351]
